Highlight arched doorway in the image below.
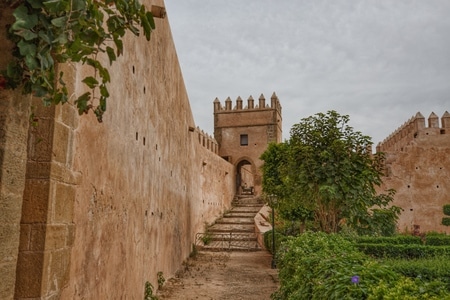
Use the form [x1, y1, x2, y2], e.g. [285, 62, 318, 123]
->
[236, 159, 255, 195]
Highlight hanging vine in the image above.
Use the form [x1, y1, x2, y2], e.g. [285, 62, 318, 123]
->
[1, 0, 156, 122]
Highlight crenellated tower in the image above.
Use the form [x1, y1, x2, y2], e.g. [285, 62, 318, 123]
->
[376, 111, 450, 234]
[213, 92, 282, 196]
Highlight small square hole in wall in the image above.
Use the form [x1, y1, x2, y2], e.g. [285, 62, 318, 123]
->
[240, 134, 248, 146]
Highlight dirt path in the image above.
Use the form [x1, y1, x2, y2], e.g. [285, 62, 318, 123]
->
[156, 251, 279, 300]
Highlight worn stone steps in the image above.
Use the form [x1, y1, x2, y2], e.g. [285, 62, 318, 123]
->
[197, 196, 264, 251]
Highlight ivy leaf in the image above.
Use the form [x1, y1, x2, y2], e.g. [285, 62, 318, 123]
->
[75, 92, 91, 114]
[82, 76, 99, 89]
[71, 0, 86, 10]
[106, 46, 116, 65]
[113, 37, 123, 56]
[100, 84, 109, 98]
[18, 40, 37, 57]
[146, 12, 155, 30]
[16, 29, 38, 41]
[43, 0, 69, 14]
[12, 5, 39, 31]
[51, 16, 68, 28]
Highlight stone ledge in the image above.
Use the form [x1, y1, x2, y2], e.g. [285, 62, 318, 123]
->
[254, 205, 272, 250]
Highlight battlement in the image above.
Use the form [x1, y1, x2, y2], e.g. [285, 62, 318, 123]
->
[194, 126, 219, 154]
[213, 92, 282, 114]
[377, 111, 450, 152]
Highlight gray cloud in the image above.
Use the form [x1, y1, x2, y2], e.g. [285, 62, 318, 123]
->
[165, 0, 450, 144]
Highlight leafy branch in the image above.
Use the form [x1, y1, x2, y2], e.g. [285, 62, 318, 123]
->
[1, 0, 155, 122]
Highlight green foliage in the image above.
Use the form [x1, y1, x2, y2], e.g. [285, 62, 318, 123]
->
[368, 277, 450, 300]
[425, 233, 450, 246]
[2, 0, 155, 122]
[144, 281, 158, 300]
[260, 110, 400, 234]
[383, 256, 450, 290]
[353, 235, 423, 245]
[442, 217, 450, 226]
[273, 232, 399, 300]
[156, 271, 165, 290]
[443, 204, 450, 216]
[356, 243, 450, 259]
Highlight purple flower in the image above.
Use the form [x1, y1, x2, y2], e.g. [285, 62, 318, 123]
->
[351, 275, 360, 284]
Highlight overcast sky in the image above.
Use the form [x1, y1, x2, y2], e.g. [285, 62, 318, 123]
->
[164, 0, 450, 145]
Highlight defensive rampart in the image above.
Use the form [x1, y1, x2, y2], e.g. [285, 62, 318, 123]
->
[0, 1, 234, 299]
[376, 111, 450, 234]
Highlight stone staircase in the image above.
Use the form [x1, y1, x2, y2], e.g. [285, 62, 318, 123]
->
[196, 195, 265, 251]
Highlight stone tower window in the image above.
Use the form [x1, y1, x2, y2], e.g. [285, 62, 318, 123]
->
[240, 134, 248, 146]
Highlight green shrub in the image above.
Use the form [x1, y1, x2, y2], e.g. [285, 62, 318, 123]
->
[442, 217, 450, 226]
[383, 256, 450, 290]
[273, 232, 398, 300]
[357, 243, 450, 259]
[425, 234, 450, 246]
[354, 235, 422, 245]
[368, 277, 450, 300]
[443, 204, 450, 216]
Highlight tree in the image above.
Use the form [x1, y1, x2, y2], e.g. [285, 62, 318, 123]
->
[261, 110, 400, 234]
[1, 0, 156, 122]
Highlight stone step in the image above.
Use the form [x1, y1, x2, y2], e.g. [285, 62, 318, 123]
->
[215, 217, 254, 225]
[223, 212, 256, 218]
[200, 243, 262, 252]
[208, 224, 255, 233]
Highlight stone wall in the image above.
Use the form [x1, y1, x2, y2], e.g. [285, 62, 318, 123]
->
[1, 1, 235, 298]
[377, 112, 450, 234]
[0, 4, 32, 299]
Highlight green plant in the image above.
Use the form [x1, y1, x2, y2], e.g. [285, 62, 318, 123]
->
[144, 281, 158, 300]
[156, 271, 165, 290]
[201, 232, 212, 245]
[368, 277, 450, 300]
[273, 232, 398, 300]
[260, 110, 400, 234]
[2, 0, 155, 122]
[443, 204, 450, 216]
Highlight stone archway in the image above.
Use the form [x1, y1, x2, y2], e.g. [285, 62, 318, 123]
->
[236, 158, 256, 195]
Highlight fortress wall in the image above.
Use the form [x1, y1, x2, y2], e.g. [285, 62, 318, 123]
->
[377, 111, 450, 234]
[377, 111, 450, 152]
[0, 1, 234, 298]
[57, 1, 234, 298]
[0, 4, 33, 299]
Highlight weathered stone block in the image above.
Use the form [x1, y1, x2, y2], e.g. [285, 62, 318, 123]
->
[41, 249, 70, 296]
[14, 251, 44, 298]
[0, 192, 23, 224]
[27, 118, 54, 162]
[53, 183, 75, 223]
[42, 225, 67, 251]
[0, 224, 20, 263]
[52, 122, 69, 165]
[18, 224, 31, 251]
[21, 180, 50, 224]
[0, 260, 17, 300]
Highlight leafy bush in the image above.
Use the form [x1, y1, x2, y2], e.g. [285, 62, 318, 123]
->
[442, 217, 450, 226]
[357, 243, 450, 259]
[383, 256, 450, 290]
[425, 234, 450, 246]
[368, 277, 450, 300]
[444, 204, 450, 216]
[354, 235, 422, 245]
[272, 232, 398, 300]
